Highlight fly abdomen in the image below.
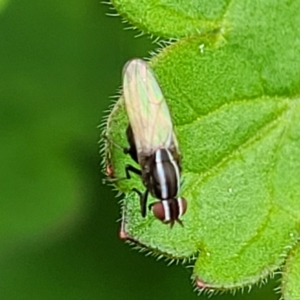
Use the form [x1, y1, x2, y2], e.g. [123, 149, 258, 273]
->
[150, 148, 180, 200]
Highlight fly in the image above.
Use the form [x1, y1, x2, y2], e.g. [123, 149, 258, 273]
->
[121, 58, 187, 227]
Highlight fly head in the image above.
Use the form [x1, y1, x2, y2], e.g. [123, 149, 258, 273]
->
[150, 198, 187, 227]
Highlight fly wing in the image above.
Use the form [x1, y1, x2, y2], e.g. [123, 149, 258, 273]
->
[122, 59, 174, 159]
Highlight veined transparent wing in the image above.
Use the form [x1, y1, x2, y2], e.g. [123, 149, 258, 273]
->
[122, 59, 175, 157]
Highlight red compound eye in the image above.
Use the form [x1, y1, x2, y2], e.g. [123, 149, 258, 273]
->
[151, 202, 166, 222]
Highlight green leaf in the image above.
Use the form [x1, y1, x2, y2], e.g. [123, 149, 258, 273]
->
[105, 0, 300, 294]
[111, 0, 226, 38]
[282, 243, 300, 300]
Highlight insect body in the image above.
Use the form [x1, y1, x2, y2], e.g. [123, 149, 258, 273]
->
[122, 59, 187, 226]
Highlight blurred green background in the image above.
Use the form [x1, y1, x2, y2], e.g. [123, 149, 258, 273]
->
[0, 0, 280, 299]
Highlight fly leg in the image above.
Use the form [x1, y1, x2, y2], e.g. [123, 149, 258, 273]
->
[132, 188, 149, 218]
[124, 164, 141, 178]
[103, 163, 141, 184]
[102, 127, 138, 164]
[125, 166, 149, 217]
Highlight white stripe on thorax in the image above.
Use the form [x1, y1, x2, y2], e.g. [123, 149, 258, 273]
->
[155, 149, 181, 199]
[155, 149, 168, 198]
[164, 149, 181, 194]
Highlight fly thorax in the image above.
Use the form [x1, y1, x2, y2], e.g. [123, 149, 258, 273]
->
[149, 148, 180, 200]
